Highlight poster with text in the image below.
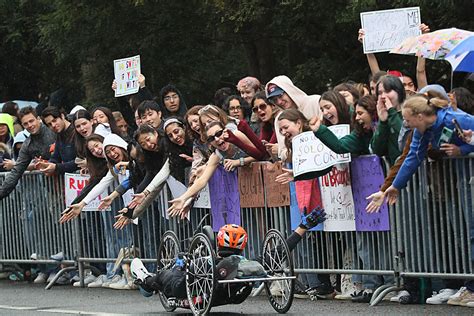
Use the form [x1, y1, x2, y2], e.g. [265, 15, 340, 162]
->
[114, 55, 141, 97]
[360, 7, 421, 53]
[193, 184, 211, 209]
[351, 156, 390, 231]
[208, 165, 241, 231]
[292, 125, 351, 177]
[238, 163, 265, 208]
[262, 162, 290, 207]
[319, 164, 356, 231]
[64, 173, 110, 211]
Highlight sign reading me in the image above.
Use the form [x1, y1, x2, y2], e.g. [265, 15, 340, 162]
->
[361, 7, 421, 53]
[291, 125, 351, 177]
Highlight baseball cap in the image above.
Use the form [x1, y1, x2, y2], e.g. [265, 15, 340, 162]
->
[266, 83, 285, 98]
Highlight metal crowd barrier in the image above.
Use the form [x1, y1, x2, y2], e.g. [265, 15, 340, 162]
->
[0, 157, 472, 304]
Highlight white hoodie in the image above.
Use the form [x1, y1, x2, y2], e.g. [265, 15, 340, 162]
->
[265, 75, 321, 160]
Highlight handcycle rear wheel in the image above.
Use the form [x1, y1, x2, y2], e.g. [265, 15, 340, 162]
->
[157, 230, 180, 312]
[186, 233, 216, 315]
[262, 229, 295, 314]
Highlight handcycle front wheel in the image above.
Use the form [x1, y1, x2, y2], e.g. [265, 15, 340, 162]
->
[157, 230, 181, 312]
[186, 233, 216, 315]
[262, 229, 295, 314]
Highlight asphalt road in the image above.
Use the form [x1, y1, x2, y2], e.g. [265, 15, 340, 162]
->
[0, 280, 472, 315]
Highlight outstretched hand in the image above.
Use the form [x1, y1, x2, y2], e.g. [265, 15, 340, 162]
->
[366, 191, 385, 213]
[113, 208, 132, 230]
[129, 192, 145, 209]
[98, 194, 115, 210]
[275, 168, 294, 184]
[59, 202, 84, 224]
[384, 185, 399, 205]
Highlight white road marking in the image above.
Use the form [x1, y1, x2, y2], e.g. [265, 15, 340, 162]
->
[0, 305, 132, 315]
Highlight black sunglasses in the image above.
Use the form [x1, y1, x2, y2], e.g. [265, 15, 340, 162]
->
[206, 129, 224, 143]
[252, 103, 268, 113]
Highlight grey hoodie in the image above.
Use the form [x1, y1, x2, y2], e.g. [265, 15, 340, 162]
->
[0, 124, 56, 199]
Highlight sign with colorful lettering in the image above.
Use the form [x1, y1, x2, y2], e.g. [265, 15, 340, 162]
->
[361, 7, 421, 53]
[350, 156, 390, 231]
[64, 173, 109, 211]
[319, 164, 356, 231]
[292, 125, 351, 177]
[114, 55, 141, 97]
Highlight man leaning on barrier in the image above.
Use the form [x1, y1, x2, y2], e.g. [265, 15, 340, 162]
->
[0, 106, 56, 200]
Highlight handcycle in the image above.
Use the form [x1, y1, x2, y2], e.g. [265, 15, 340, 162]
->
[156, 225, 296, 315]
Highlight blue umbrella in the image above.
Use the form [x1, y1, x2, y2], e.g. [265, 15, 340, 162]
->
[445, 35, 474, 72]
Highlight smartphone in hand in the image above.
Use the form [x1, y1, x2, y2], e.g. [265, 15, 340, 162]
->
[452, 119, 466, 142]
[438, 127, 453, 147]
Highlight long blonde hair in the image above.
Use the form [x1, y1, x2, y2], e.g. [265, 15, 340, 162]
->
[402, 94, 449, 116]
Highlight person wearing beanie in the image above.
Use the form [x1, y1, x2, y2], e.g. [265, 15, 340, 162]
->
[59, 133, 129, 223]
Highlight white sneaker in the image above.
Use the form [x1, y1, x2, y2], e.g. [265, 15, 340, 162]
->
[390, 290, 409, 302]
[447, 287, 467, 306]
[109, 277, 137, 290]
[73, 273, 97, 287]
[466, 301, 474, 307]
[130, 258, 152, 282]
[426, 288, 457, 305]
[34, 272, 48, 284]
[102, 275, 122, 288]
[87, 274, 108, 288]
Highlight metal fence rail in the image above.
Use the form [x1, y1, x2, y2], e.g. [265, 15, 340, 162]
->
[1, 157, 473, 301]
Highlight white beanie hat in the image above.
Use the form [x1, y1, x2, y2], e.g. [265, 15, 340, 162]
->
[103, 133, 128, 151]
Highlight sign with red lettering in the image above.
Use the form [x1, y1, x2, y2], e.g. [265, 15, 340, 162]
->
[64, 173, 110, 211]
[319, 163, 356, 231]
[292, 125, 351, 177]
[114, 55, 141, 97]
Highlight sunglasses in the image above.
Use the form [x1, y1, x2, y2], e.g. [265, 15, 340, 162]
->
[206, 129, 224, 143]
[252, 103, 268, 113]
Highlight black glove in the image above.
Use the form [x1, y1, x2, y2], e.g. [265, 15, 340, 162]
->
[299, 207, 326, 230]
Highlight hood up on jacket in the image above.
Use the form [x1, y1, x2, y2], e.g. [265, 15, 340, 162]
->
[160, 84, 188, 119]
[265, 75, 321, 120]
[0, 113, 15, 137]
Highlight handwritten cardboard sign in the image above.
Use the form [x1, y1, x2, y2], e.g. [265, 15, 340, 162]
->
[114, 55, 141, 97]
[350, 156, 390, 231]
[238, 163, 265, 208]
[262, 162, 290, 207]
[319, 164, 356, 231]
[361, 7, 421, 53]
[64, 173, 109, 211]
[292, 125, 351, 177]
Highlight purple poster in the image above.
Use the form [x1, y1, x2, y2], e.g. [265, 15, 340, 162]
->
[208, 165, 241, 231]
[350, 156, 390, 231]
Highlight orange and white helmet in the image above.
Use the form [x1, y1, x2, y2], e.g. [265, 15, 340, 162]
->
[217, 224, 248, 250]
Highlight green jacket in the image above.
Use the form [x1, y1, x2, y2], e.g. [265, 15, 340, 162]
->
[314, 125, 371, 155]
[370, 108, 402, 165]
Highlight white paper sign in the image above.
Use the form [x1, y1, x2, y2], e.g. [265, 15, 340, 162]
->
[319, 164, 356, 231]
[292, 125, 351, 177]
[360, 7, 421, 53]
[64, 173, 110, 212]
[113, 55, 141, 97]
[192, 184, 211, 209]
